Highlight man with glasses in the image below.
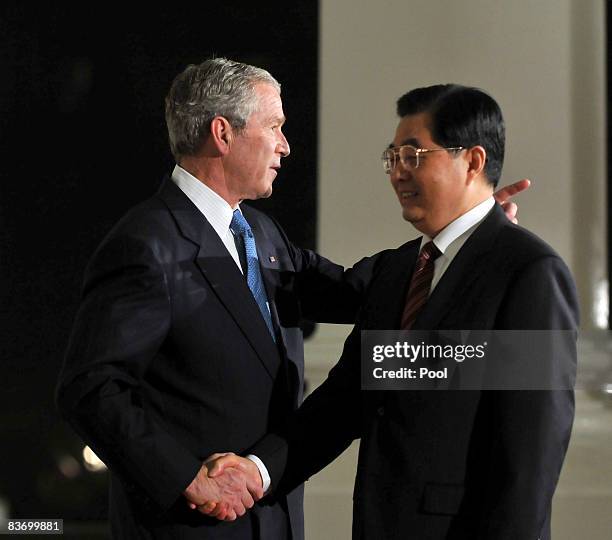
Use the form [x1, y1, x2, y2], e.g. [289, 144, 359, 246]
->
[210, 84, 577, 540]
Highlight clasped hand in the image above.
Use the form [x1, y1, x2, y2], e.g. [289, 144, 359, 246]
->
[183, 453, 263, 521]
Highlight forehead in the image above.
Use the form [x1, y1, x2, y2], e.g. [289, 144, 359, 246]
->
[252, 83, 284, 119]
[392, 112, 434, 147]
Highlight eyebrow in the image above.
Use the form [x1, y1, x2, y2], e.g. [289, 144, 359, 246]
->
[267, 115, 286, 125]
[387, 137, 420, 149]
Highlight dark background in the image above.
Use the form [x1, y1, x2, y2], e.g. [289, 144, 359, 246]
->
[0, 2, 318, 529]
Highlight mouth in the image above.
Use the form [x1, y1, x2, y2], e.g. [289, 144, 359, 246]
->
[398, 190, 419, 200]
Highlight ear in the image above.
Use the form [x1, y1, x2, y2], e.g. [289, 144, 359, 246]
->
[209, 116, 234, 156]
[465, 145, 487, 184]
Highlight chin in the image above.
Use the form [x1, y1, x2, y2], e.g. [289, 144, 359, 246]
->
[401, 207, 422, 223]
[257, 186, 273, 200]
[402, 210, 431, 233]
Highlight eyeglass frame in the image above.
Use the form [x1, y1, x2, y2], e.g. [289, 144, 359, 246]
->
[381, 144, 465, 174]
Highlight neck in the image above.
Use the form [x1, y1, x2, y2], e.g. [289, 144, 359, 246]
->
[424, 190, 493, 238]
[178, 158, 240, 208]
[456, 190, 494, 220]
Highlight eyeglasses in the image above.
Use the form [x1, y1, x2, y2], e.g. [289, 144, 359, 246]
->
[381, 144, 465, 174]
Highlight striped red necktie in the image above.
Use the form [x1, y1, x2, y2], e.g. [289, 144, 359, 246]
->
[400, 241, 442, 329]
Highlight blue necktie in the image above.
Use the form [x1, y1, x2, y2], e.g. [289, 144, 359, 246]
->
[230, 210, 276, 341]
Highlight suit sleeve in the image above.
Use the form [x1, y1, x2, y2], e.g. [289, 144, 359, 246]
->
[56, 233, 201, 512]
[457, 255, 579, 539]
[251, 321, 363, 493]
[268, 215, 381, 324]
[250, 241, 391, 492]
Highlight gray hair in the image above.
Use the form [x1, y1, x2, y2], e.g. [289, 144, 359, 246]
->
[165, 57, 281, 161]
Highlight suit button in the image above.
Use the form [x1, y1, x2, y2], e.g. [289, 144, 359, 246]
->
[377, 406, 385, 416]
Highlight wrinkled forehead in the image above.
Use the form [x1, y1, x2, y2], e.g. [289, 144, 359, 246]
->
[251, 83, 285, 120]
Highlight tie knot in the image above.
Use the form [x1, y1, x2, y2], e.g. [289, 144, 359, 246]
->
[420, 241, 441, 262]
[230, 209, 252, 237]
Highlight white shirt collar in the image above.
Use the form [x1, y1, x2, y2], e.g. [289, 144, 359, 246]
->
[420, 196, 495, 294]
[171, 164, 242, 240]
[420, 196, 495, 254]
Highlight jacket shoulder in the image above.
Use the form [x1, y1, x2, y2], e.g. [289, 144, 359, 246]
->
[108, 195, 176, 240]
[496, 222, 566, 268]
[86, 193, 185, 281]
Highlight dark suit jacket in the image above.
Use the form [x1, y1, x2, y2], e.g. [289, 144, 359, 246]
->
[56, 179, 371, 540]
[259, 204, 579, 540]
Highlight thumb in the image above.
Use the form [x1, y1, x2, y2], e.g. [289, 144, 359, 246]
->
[208, 455, 242, 477]
[204, 452, 233, 464]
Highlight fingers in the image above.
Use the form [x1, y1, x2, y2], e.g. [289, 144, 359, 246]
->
[224, 509, 238, 521]
[209, 456, 263, 500]
[196, 466, 253, 521]
[198, 500, 217, 514]
[184, 459, 251, 521]
[183, 463, 220, 513]
[240, 488, 255, 511]
[205, 500, 229, 518]
[246, 477, 264, 501]
[189, 455, 264, 521]
[500, 201, 518, 223]
[201, 500, 243, 521]
[493, 178, 531, 203]
[207, 500, 230, 520]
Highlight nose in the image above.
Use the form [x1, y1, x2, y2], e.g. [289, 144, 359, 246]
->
[390, 158, 409, 183]
[278, 131, 290, 158]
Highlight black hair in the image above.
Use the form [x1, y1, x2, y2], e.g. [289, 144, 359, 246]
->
[396, 84, 505, 187]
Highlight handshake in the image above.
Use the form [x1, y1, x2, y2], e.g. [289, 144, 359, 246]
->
[182, 453, 264, 521]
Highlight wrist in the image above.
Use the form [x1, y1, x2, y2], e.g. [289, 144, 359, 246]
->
[246, 454, 269, 492]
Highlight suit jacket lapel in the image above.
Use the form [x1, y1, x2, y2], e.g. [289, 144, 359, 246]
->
[244, 208, 300, 397]
[157, 180, 281, 379]
[362, 239, 421, 330]
[414, 204, 506, 330]
[251, 228, 284, 332]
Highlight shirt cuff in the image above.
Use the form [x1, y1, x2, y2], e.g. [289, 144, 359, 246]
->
[246, 454, 271, 493]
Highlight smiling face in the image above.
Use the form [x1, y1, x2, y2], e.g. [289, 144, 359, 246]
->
[389, 112, 475, 237]
[224, 83, 290, 202]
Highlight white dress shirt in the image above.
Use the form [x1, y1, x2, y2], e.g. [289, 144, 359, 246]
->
[171, 165, 272, 491]
[420, 197, 495, 294]
[172, 165, 244, 273]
